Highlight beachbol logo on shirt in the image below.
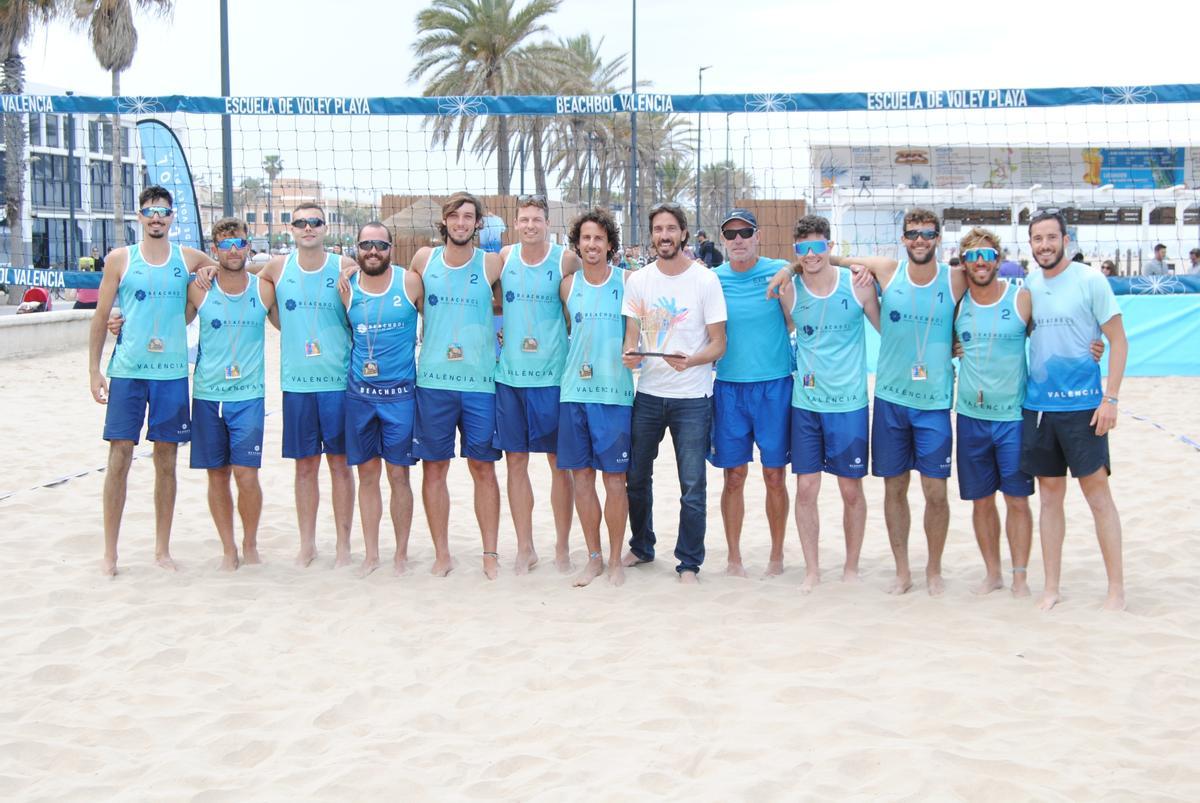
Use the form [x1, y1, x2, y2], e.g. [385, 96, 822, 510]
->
[285, 299, 297, 311]
[356, 323, 368, 333]
[505, 290, 515, 302]
[135, 289, 146, 301]
[428, 294, 439, 306]
[889, 310, 901, 322]
[575, 312, 583, 323]
[961, 331, 972, 341]
[802, 325, 815, 336]
[211, 319, 223, 329]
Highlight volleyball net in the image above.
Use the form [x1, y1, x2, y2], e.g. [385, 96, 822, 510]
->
[3, 82, 1200, 283]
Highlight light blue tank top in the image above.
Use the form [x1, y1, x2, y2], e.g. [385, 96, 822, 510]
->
[495, 243, 569, 387]
[714, 257, 792, 382]
[790, 268, 868, 413]
[275, 251, 350, 392]
[560, 268, 634, 407]
[346, 268, 418, 402]
[107, 244, 190, 380]
[954, 281, 1027, 422]
[875, 261, 956, 410]
[417, 247, 495, 393]
[193, 273, 268, 402]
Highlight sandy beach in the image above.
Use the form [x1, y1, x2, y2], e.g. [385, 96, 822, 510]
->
[1, 333, 1198, 801]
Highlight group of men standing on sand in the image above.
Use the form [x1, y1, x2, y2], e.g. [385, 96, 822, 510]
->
[89, 186, 1126, 610]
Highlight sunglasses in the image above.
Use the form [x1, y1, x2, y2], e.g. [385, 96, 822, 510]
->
[140, 206, 173, 218]
[962, 247, 998, 262]
[291, 217, 325, 229]
[902, 229, 939, 242]
[357, 240, 391, 252]
[216, 237, 250, 250]
[793, 240, 830, 256]
[722, 227, 756, 241]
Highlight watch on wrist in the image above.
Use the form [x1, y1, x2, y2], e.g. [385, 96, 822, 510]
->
[1103, 396, 1118, 405]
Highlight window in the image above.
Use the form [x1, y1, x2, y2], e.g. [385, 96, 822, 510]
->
[45, 114, 60, 148]
[280, 211, 291, 224]
[246, 212, 257, 223]
[88, 119, 113, 154]
[88, 161, 136, 211]
[29, 114, 41, 147]
[31, 154, 82, 209]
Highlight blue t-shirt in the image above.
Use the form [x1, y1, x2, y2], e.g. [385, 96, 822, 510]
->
[954, 281, 1027, 422]
[1024, 262, 1121, 412]
[495, 243, 568, 387]
[790, 268, 868, 413]
[417, 247, 495, 393]
[714, 257, 792, 382]
[107, 244, 190, 380]
[875, 261, 956, 410]
[193, 273, 269, 402]
[275, 251, 351, 393]
[560, 268, 634, 406]
[346, 267, 418, 402]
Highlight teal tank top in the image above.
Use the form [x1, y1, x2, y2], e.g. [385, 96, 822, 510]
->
[495, 243, 569, 387]
[954, 281, 1027, 422]
[417, 247, 496, 393]
[790, 268, 869, 413]
[347, 268, 418, 402]
[875, 261, 956, 410]
[714, 257, 792, 382]
[193, 273, 268, 402]
[275, 252, 351, 393]
[107, 244, 190, 380]
[560, 268, 634, 407]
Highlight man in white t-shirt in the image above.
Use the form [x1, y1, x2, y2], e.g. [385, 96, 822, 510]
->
[620, 202, 728, 583]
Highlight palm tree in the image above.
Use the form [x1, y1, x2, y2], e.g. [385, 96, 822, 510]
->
[262, 155, 282, 247]
[1, 0, 64, 281]
[75, 0, 173, 250]
[410, 0, 561, 195]
[698, 160, 756, 228]
[237, 177, 263, 224]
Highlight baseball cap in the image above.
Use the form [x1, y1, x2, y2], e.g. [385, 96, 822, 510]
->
[721, 208, 757, 229]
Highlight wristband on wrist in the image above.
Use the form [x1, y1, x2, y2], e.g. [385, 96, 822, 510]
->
[1103, 396, 1118, 405]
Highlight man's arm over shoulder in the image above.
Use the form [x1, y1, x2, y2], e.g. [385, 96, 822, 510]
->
[403, 267, 424, 314]
[181, 246, 218, 272]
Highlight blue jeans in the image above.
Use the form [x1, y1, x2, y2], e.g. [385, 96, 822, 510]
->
[627, 392, 713, 574]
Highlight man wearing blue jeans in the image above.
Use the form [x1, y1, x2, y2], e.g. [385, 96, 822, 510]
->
[621, 202, 727, 583]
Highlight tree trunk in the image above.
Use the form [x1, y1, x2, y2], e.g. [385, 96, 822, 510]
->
[532, 118, 547, 199]
[495, 114, 511, 196]
[2, 54, 28, 302]
[111, 70, 126, 249]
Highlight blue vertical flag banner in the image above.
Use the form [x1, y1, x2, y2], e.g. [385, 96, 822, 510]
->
[136, 119, 204, 249]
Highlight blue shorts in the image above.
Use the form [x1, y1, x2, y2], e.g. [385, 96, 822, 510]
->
[190, 398, 265, 469]
[956, 414, 1033, 500]
[493, 383, 560, 453]
[281, 390, 346, 459]
[103, 376, 191, 444]
[557, 402, 633, 473]
[413, 387, 501, 462]
[871, 397, 952, 479]
[790, 406, 869, 478]
[345, 396, 416, 467]
[709, 376, 792, 468]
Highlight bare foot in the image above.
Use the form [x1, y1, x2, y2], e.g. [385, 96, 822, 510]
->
[242, 544, 262, 565]
[607, 562, 626, 587]
[430, 554, 453, 577]
[1037, 590, 1060, 611]
[482, 553, 499, 580]
[514, 548, 538, 576]
[155, 554, 178, 572]
[101, 555, 118, 577]
[357, 556, 380, 578]
[972, 574, 1003, 595]
[926, 572, 946, 597]
[622, 550, 651, 567]
[554, 546, 573, 574]
[886, 573, 913, 595]
[725, 561, 748, 578]
[219, 551, 239, 572]
[573, 556, 604, 587]
[762, 560, 784, 578]
[334, 546, 353, 569]
[295, 544, 318, 568]
[678, 570, 699, 585]
[393, 556, 410, 576]
[842, 566, 861, 583]
[1011, 573, 1031, 598]
[799, 571, 820, 594]
[1103, 588, 1126, 611]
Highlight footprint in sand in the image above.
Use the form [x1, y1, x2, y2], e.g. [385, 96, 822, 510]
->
[36, 626, 92, 653]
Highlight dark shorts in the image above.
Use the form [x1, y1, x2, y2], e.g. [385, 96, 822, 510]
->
[790, 406, 869, 478]
[413, 387, 501, 462]
[870, 397, 952, 479]
[709, 376, 792, 468]
[281, 390, 346, 459]
[103, 376, 192, 444]
[556, 401, 632, 473]
[345, 396, 416, 468]
[493, 383, 560, 454]
[956, 414, 1033, 500]
[190, 398, 266, 469]
[1020, 408, 1110, 478]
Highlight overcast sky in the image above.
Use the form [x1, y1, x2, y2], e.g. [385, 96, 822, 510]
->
[20, 0, 1197, 98]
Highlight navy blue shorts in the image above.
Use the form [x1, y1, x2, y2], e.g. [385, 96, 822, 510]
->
[493, 382, 560, 453]
[956, 414, 1033, 499]
[871, 397, 952, 478]
[1020, 408, 1110, 478]
[413, 387, 500, 462]
[103, 376, 191, 444]
[345, 396, 416, 467]
[709, 376, 792, 468]
[190, 398, 265, 469]
[556, 401, 632, 473]
[790, 406, 869, 478]
[281, 390, 346, 459]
